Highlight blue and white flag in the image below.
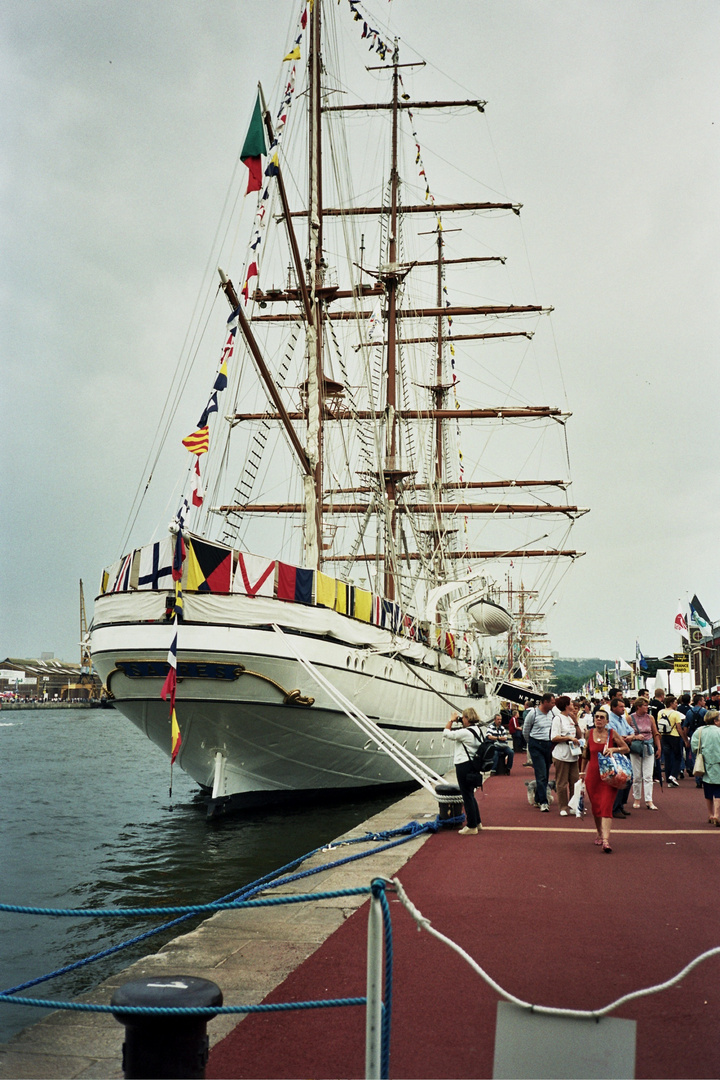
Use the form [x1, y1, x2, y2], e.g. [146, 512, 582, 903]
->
[137, 538, 174, 591]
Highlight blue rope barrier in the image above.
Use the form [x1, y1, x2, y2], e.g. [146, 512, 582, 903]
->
[0, 993, 367, 1015]
[2, 834, 378, 997]
[0, 886, 371, 920]
[0, 814, 434, 1004]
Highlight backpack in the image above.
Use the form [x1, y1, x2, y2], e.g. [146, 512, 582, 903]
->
[462, 726, 486, 783]
[684, 707, 704, 735]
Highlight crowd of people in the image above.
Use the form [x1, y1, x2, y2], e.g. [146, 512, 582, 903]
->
[446, 688, 720, 849]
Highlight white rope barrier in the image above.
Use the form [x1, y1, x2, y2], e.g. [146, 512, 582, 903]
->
[389, 876, 720, 1019]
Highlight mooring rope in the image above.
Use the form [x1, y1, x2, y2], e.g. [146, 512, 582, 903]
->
[0, 816, 448, 997]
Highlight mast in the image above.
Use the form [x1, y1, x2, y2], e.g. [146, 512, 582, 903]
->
[379, 40, 402, 601]
[222, 10, 585, 621]
[305, 0, 323, 570]
[79, 580, 91, 673]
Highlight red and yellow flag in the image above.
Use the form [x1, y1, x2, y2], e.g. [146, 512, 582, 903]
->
[182, 426, 209, 455]
[170, 708, 182, 764]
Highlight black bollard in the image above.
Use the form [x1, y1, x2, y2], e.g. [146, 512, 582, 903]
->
[435, 782, 464, 826]
[111, 975, 223, 1079]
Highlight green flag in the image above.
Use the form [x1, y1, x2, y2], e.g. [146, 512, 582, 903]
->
[241, 94, 266, 193]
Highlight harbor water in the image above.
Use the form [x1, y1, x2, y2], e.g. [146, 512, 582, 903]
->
[0, 708, 400, 1043]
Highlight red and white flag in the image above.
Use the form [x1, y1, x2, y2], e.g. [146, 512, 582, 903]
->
[191, 456, 204, 507]
[674, 603, 689, 638]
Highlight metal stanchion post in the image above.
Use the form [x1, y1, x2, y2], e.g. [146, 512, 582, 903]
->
[111, 975, 223, 1079]
[365, 885, 384, 1080]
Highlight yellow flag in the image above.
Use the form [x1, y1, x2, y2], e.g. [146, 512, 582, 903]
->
[315, 572, 336, 609]
[171, 709, 181, 763]
[185, 541, 206, 592]
[355, 589, 372, 623]
[284, 45, 301, 61]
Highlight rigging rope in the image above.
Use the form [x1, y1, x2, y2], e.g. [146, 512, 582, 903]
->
[271, 623, 453, 798]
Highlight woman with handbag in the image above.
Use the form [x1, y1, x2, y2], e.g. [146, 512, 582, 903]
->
[551, 695, 582, 817]
[579, 708, 630, 853]
[444, 708, 484, 835]
[690, 709, 720, 825]
[628, 697, 661, 810]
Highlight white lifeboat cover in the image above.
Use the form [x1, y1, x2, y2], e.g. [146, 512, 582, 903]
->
[467, 599, 514, 636]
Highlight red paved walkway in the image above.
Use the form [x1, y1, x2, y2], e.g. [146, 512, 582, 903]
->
[208, 772, 719, 1079]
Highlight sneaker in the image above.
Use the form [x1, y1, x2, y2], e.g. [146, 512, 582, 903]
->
[458, 825, 479, 835]
[489, 770, 497, 776]
[668, 776, 679, 787]
[559, 810, 568, 817]
[540, 804, 550, 812]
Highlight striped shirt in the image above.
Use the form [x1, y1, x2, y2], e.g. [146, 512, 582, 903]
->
[523, 707, 554, 741]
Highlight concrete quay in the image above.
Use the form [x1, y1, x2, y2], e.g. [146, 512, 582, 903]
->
[0, 784, 437, 1080]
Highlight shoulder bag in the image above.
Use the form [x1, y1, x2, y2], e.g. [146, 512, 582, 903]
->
[598, 738, 633, 788]
[629, 717, 649, 757]
[693, 729, 705, 777]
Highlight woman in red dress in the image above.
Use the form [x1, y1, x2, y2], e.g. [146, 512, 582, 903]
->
[580, 708, 630, 853]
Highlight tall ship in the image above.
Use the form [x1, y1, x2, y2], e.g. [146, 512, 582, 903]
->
[498, 581, 554, 695]
[90, 0, 586, 812]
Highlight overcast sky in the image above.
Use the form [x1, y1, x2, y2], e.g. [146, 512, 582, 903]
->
[2, 0, 718, 665]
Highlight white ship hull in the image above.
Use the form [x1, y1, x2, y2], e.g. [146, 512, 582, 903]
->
[91, 591, 497, 809]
